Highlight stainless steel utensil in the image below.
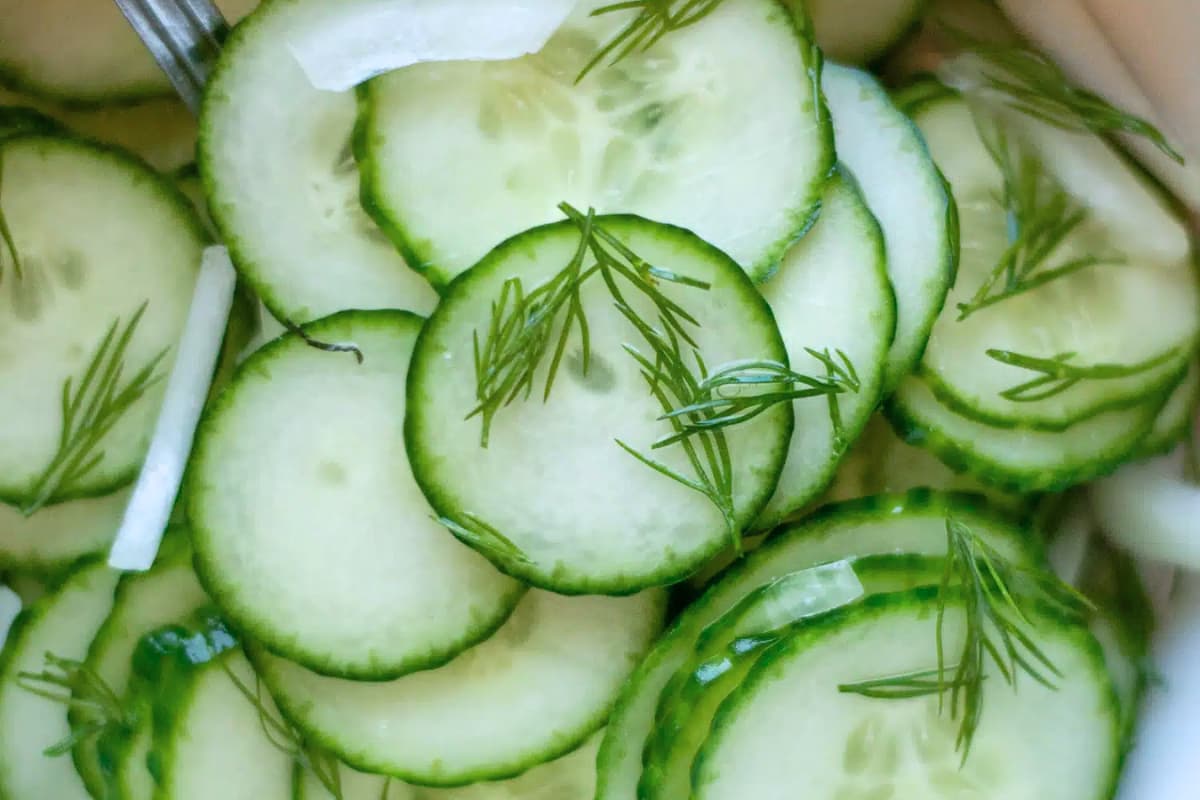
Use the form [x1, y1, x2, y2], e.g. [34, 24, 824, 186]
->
[112, 0, 227, 112]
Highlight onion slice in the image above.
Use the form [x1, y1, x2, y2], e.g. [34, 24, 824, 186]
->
[1090, 450, 1200, 570]
[108, 246, 238, 572]
[286, 0, 577, 92]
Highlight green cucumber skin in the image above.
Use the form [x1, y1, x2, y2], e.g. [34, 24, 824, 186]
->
[0, 105, 67, 140]
[690, 586, 1122, 800]
[1134, 360, 1200, 459]
[0, 67, 170, 112]
[0, 132, 209, 509]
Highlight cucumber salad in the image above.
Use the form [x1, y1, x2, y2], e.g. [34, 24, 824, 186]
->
[0, 0, 1195, 798]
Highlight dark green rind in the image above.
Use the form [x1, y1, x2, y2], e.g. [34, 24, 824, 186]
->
[407, 215, 793, 595]
[593, 489, 1044, 800]
[187, 310, 526, 681]
[1134, 360, 1199, 459]
[0, 106, 66, 140]
[891, 77, 959, 117]
[354, 0, 835, 291]
[0, 65, 171, 112]
[0, 132, 210, 508]
[690, 587, 1122, 800]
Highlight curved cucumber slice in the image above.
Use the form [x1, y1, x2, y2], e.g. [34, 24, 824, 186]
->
[0, 487, 128, 571]
[754, 168, 894, 529]
[807, 0, 925, 64]
[255, 587, 665, 786]
[594, 491, 1041, 800]
[70, 536, 207, 797]
[200, 0, 438, 323]
[692, 588, 1119, 800]
[407, 216, 791, 594]
[1136, 359, 1199, 458]
[912, 93, 1199, 429]
[0, 134, 205, 506]
[0, 559, 119, 800]
[191, 311, 523, 680]
[641, 554, 944, 800]
[358, 0, 832, 287]
[822, 64, 956, 392]
[0, 105, 64, 139]
[886, 375, 1163, 492]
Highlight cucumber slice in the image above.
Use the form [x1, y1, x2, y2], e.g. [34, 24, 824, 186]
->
[69, 535, 207, 797]
[254, 587, 665, 786]
[199, 0, 438, 324]
[753, 168, 894, 529]
[1136, 360, 1199, 458]
[0, 0, 258, 104]
[886, 375, 1163, 492]
[190, 311, 523, 680]
[358, 0, 833, 287]
[0, 105, 65, 139]
[0, 134, 205, 507]
[821, 64, 956, 392]
[692, 588, 1120, 800]
[0, 559, 120, 800]
[807, 0, 925, 64]
[0, 487, 128, 571]
[407, 216, 791, 594]
[641, 554, 944, 800]
[594, 491, 1041, 800]
[911, 92, 1200, 429]
[103, 712, 154, 800]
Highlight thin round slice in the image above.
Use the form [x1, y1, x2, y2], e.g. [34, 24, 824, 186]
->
[0, 559, 120, 800]
[692, 589, 1119, 800]
[190, 311, 523, 680]
[754, 167, 894, 529]
[0, 487, 129, 571]
[255, 588, 665, 786]
[199, 0, 438, 324]
[822, 63, 956, 391]
[358, 0, 832, 287]
[0, 134, 205, 507]
[407, 215, 792, 594]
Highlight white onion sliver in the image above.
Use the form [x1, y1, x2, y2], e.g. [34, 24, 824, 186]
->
[286, 0, 577, 92]
[107, 246, 238, 572]
[1045, 497, 1094, 586]
[1090, 451, 1200, 570]
[0, 587, 20, 648]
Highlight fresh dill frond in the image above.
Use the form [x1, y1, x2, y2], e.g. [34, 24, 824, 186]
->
[0, 153, 22, 283]
[436, 512, 535, 567]
[576, 0, 727, 83]
[986, 347, 1183, 402]
[20, 302, 168, 516]
[16, 652, 132, 757]
[945, 28, 1183, 163]
[956, 120, 1122, 321]
[839, 517, 1091, 763]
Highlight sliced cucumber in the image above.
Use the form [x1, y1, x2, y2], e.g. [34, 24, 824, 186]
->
[70, 535, 207, 797]
[911, 91, 1199, 429]
[199, 0, 438, 324]
[886, 375, 1163, 492]
[0, 559, 120, 800]
[0, 105, 65, 139]
[103, 711, 154, 800]
[692, 588, 1120, 800]
[641, 554, 944, 800]
[0, 487, 129, 571]
[594, 491, 1041, 800]
[254, 587, 665, 786]
[806, 0, 926, 64]
[190, 310, 523, 680]
[821, 63, 956, 391]
[407, 216, 791, 593]
[0, 0, 258, 104]
[0, 134, 205, 506]
[358, 0, 832, 287]
[1136, 360, 1199, 458]
[753, 168, 894, 529]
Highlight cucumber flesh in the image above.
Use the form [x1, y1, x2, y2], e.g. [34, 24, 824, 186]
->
[359, 0, 832, 287]
[594, 492, 1042, 800]
[912, 93, 1199, 429]
[255, 587, 665, 786]
[190, 311, 523, 680]
[692, 589, 1120, 800]
[407, 216, 791, 594]
[754, 168, 895, 529]
[807, 0, 925, 64]
[0, 487, 129, 571]
[199, 0, 438, 324]
[0, 560, 120, 800]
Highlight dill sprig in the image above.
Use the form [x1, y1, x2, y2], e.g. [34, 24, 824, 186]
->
[987, 347, 1183, 402]
[16, 652, 132, 757]
[21, 302, 168, 516]
[947, 28, 1183, 163]
[222, 664, 344, 800]
[0, 153, 22, 283]
[576, 0, 726, 83]
[436, 512, 535, 567]
[840, 517, 1091, 762]
[956, 121, 1122, 321]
